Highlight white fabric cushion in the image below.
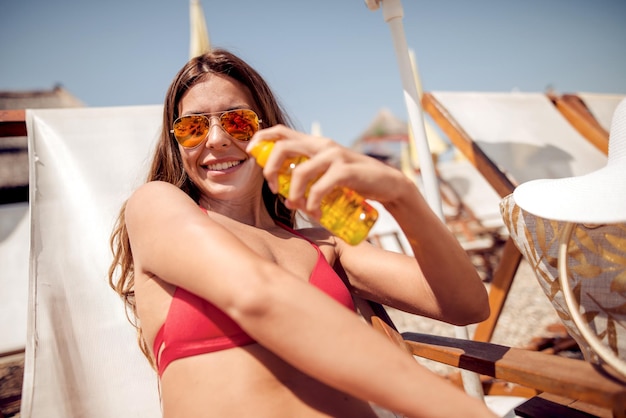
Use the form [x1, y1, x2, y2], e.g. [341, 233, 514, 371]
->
[23, 107, 163, 418]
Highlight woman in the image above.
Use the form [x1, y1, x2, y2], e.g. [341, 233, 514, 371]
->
[109, 48, 494, 417]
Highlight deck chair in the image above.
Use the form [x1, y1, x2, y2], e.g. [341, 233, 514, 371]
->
[388, 92, 626, 415]
[422, 91, 608, 343]
[549, 92, 625, 155]
[19, 106, 163, 418]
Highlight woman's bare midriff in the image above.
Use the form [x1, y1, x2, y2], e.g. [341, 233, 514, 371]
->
[159, 342, 382, 418]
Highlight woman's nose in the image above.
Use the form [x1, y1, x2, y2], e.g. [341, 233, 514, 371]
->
[204, 116, 231, 149]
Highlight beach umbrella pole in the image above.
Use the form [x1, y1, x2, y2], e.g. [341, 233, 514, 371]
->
[365, 0, 485, 400]
[367, 0, 442, 220]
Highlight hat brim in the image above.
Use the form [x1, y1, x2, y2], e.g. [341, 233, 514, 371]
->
[513, 164, 626, 224]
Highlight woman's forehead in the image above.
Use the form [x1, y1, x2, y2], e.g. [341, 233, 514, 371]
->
[179, 74, 255, 113]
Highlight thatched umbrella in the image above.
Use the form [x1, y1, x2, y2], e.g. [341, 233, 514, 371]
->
[351, 108, 408, 168]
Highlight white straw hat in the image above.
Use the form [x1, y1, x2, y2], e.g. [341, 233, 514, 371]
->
[513, 98, 626, 224]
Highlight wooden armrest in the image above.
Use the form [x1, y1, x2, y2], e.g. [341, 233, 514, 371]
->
[354, 297, 412, 355]
[402, 332, 626, 414]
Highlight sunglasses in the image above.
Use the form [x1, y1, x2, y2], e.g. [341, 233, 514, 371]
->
[170, 109, 261, 148]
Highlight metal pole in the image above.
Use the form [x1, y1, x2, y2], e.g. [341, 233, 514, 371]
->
[369, 0, 443, 220]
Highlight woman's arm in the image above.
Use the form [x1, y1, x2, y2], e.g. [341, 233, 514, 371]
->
[338, 178, 490, 325]
[125, 181, 494, 418]
[247, 126, 489, 325]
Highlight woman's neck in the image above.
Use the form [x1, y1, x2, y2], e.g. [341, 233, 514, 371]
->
[199, 194, 276, 229]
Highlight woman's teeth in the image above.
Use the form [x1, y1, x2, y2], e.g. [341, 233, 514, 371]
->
[207, 160, 241, 171]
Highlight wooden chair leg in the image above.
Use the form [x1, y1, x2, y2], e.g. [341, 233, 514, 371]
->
[473, 238, 523, 342]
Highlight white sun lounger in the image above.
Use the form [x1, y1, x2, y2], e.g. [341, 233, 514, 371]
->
[22, 106, 163, 418]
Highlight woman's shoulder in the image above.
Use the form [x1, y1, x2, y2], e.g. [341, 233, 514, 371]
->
[125, 181, 196, 226]
[127, 181, 188, 209]
[129, 181, 182, 200]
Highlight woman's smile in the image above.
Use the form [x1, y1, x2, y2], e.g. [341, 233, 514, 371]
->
[203, 159, 244, 172]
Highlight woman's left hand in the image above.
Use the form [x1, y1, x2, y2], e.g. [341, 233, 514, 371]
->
[247, 125, 409, 217]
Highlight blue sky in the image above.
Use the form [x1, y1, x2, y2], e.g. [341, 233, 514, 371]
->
[1, 0, 625, 146]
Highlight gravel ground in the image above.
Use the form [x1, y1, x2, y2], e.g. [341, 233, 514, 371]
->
[384, 259, 563, 376]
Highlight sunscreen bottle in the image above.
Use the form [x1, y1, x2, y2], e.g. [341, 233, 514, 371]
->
[250, 140, 378, 245]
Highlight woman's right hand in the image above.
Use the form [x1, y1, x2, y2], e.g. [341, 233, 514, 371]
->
[247, 125, 412, 218]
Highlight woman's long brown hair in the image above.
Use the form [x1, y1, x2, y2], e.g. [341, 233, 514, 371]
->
[108, 49, 295, 368]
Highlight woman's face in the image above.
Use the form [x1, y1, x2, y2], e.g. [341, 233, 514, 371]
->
[177, 74, 265, 206]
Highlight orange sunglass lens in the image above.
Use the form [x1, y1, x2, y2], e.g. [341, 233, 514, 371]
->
[221, 110, 258, 141]
[173, 115, 210, 147]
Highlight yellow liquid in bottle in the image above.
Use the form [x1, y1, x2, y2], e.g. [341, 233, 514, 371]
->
[318, 187, 378, 245]
[251, 141, 378, 245]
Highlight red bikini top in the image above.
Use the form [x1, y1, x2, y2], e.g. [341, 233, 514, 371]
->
[153, 222, 354, 376]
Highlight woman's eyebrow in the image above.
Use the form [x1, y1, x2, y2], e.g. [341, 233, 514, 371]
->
[180, 105, 252, 116]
